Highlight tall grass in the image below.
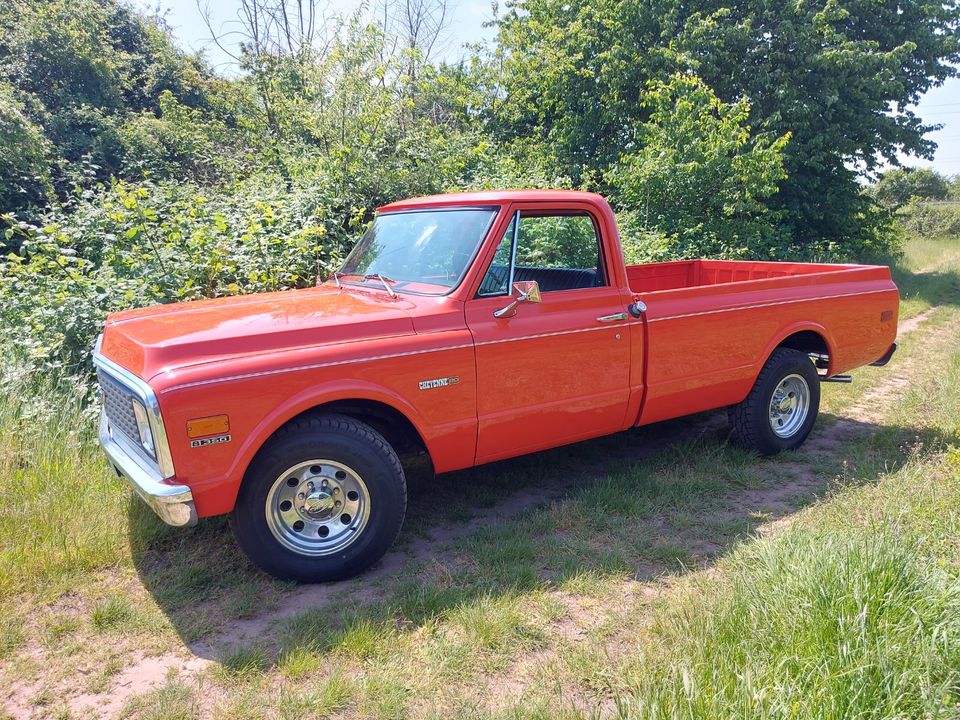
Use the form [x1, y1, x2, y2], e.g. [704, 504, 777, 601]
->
[0, 370, 131, 598]
[617, 520, 960, 718]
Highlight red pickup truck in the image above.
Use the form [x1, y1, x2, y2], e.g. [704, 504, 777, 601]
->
[94, 190, 899, 581]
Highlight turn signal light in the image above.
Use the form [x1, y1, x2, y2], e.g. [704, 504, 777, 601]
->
[187, 414, 230, 438]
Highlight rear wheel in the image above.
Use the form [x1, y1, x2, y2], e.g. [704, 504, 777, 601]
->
[232, 413, 406, 582]
[730, 348, 820, 455]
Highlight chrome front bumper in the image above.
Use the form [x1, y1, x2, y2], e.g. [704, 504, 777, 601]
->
[99, 413, 197, 527]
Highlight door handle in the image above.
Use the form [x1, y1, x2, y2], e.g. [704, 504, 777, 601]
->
[597, 312, 628, 323]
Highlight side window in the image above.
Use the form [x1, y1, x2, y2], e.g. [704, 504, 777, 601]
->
[477, 215, 516, 297]
[477, 212, 604, 296]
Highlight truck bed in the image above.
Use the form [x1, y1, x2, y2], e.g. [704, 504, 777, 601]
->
[626, 259, 855, 294]
[628, 259, 900, 426]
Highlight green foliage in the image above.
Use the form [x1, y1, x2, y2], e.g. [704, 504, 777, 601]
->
[870, 167, 953, 209]
[0, 179, 347, 374]
[0, 79, 52, 210]
[515, 215, 600, 269]
[674, 0, 959, 249]
[605, 74, 790, 259]
[0, 0, 955, 387]
[494, 0, 960, 257]
[0, 0, 217, 202]
[896, 199, 960, 239]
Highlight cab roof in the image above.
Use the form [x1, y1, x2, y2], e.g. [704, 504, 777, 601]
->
[377, 189, 608, 212]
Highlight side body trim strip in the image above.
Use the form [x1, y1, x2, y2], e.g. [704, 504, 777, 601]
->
[160, 288, 890, 394]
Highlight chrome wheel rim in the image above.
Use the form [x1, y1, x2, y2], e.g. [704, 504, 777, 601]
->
[265, 460, 371, 556]
[768, 373, 810, 438]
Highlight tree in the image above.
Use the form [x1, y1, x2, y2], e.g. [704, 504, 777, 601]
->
[491, 0, 960, 255]
[606, 74, 789, 259]
[674, 0, 960, 248]
[0, 79, 52, 210]
[0, 0, 217, 208]
[870, 167, 951, 208]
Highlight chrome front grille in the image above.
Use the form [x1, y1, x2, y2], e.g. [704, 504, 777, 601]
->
[93, 336, 175, 479]
[97, 369, 141, 445]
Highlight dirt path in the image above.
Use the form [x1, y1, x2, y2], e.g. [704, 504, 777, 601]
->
[741, 305, 943, 533]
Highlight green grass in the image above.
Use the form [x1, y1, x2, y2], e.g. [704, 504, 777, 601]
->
[276, 672, 353, 718]
[893, 234, 960, 319]
[119, 680, 199, 720]
[0, 374, 132, 598]
[0, 616, 25, 658]
[609, 355, 960, 719]
[92, 595, 135, 630]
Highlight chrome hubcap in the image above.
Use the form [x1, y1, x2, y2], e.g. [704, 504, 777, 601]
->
[768, 373, 810, 438]
[265, 460, 371, 556]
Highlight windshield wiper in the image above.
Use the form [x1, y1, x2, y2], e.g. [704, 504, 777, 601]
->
[365, 273, 398, 298]
[334, 271, 399, 298]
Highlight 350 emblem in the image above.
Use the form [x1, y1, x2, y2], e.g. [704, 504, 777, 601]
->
[190, 434, 232, 448]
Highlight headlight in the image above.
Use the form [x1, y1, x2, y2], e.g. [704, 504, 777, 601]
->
[131, 399, 156, 457]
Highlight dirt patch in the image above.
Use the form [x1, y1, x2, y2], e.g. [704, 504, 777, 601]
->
[897, 306, 936, 335]
[69, 652, 209, 718]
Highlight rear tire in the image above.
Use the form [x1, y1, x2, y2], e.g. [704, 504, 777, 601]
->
[232, 413, 406, 582]
[730, 348, 820, 455]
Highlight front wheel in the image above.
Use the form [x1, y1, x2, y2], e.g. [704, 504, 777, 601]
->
[232, 414, 406, 582]
[730, 348, 820, 455]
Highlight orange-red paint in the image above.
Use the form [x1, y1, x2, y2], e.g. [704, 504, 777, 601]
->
[98, 191, 899, 518]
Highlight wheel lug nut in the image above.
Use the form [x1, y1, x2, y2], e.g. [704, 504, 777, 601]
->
[298, 492, 305, 499]
[335, 501, 341, 507]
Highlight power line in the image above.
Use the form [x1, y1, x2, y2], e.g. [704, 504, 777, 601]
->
[912, 101, 960, 109]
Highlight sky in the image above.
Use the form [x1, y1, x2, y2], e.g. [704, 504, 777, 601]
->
[140, 0, 960, 177]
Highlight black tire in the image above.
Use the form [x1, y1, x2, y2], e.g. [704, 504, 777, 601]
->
[232, 413, 406, 582]
[730, 348, 820, 456]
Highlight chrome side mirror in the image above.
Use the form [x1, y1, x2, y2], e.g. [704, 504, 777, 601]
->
[493, 280, 542, 318]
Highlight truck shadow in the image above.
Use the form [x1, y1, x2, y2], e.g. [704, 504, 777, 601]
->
[128, 409, 957, 664]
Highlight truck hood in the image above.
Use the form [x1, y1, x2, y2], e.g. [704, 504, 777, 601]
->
[99, 286, 417, 380]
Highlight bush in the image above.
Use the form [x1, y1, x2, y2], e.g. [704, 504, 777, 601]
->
[0, 81, 52, 210]
[896, 199, 960, 239]
[870, 167, 952, 209]
[0, 178, 351, 376]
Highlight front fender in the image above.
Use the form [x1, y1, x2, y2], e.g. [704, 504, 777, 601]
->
[216, 380, 436, 507]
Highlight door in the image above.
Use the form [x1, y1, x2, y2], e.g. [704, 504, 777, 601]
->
[466, 207, 632, 463]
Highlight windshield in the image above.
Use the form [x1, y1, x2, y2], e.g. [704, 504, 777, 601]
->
[339, 208, 497, 295]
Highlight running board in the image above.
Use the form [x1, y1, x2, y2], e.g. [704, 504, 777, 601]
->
[820, 374, 853, 383]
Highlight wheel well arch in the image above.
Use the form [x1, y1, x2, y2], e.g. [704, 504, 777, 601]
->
[770, 327, 833, 374]
[300, 399, 429, 457]
[244, 396, 429, 465]
[776, 329, 829, 356]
